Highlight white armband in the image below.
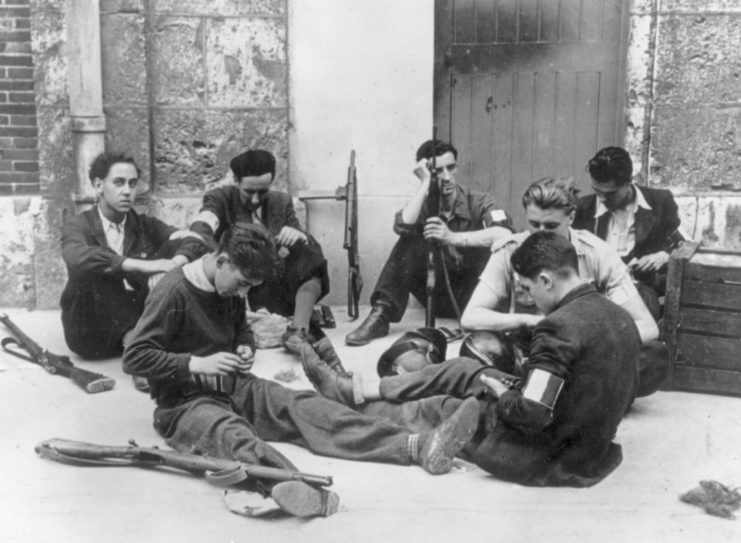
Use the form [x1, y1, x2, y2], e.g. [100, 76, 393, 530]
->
[522, 368, 565, 410]
[192, 210, 220, 233]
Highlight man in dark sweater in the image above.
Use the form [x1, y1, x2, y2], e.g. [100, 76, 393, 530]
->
[61, 151, 206, 362]
[303, 231, 640, 487]
[573, 146, 684, 317]
[123, 222, 480, 517]
[188, 150, 340, 367]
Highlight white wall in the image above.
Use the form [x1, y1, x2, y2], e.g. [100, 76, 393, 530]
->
[288, 0, 435, 307]
[288, 0, 434, 195]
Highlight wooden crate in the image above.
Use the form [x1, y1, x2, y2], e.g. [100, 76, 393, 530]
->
[663, 241, 741, 396]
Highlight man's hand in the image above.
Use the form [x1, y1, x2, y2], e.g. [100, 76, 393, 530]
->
[413, 158, 432, 183]
[189, 352, 244, 376]
[235, 345, 255, 374]
[423, 217, 454, 244]
[632, 251, 670, 272]
[480, 374, 510, 399]
[275, 226, 307, 248]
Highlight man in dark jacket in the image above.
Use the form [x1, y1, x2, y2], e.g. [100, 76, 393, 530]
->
[346, 139, 512, 346]
[188, 150, 340, 367]
[303, 231, 640, 487]
[60, 152, 206, 362]
[574, 146, 684, 316]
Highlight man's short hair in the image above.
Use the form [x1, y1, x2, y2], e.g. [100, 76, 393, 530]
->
[230, 150, 276, 180]
[218, 222, 275, 281]
[415, 140, 458, 162]
[587, 146, 633, 186]
[511, 231, 578, 280]
[521, 176, 579, 213]
[88, 152, 140, 184]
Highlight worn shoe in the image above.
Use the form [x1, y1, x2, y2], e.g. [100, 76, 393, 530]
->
[271, 481, 340, 518]
[282, 326, 311, 356]
[345, 304, 390, 346]
[300, 343, 357, 406]
[419, 396, 480, 475]
[132, 375, 150, 393]
[313, 336, 349, 377]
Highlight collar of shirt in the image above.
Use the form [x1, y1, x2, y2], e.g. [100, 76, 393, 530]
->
[183, 256, 215, 292]
[97, 205, 127, 233]
[445, 185, 472, 221]
[594, 184, 652, 219]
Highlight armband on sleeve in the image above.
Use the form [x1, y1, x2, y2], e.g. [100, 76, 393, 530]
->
[521, 368, 565, 410]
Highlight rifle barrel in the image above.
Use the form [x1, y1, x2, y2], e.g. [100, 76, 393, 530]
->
[0, 313, 44, 359]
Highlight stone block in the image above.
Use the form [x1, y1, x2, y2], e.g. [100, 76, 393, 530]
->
[32, 198, 68, 309]
[650, 104, 741, 192]
[0, 197, 39, 307]
[104, 105, 151, 191]
[36, 105, 73, 196]
[152, 0, 284, 17]
[30, 3, 68, 107]
[660, 0, 741, 10]
[147, 195, 202, 229]
[691, 196, 741, 250]
[101, 12, 147, 106]
[100, 0, 144, 13]
[655, 14, 741, 106]
[152, 16, 206, 106]
[206, 17, 286, 108]
[674, 195, 699, 240]
[152, 108, 288, 195]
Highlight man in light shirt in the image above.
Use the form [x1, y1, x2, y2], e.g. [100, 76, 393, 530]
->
[60, 152, 206, 363]
[573, 146, 684, 318]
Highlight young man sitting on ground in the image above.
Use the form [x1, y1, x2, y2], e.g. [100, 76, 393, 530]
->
[123, 222, 480, 518]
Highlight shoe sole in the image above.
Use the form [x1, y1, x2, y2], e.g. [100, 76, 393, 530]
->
[423, 397, 480, 475]
[345, 330, 388, 346]
[271, 481, 340, 518]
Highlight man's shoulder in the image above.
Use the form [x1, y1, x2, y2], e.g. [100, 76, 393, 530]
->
[490, 230, 529, 253]
[575, 193, 597, 211]
[636, 185, 676, 206]
[204, 184, 240, 202]
[571, 228, 612, 252]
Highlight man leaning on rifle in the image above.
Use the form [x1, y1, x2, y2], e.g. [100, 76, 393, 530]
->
[346, 139, 513, 346]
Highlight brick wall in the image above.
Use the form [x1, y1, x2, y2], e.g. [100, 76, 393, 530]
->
[0, 0, 38, 195]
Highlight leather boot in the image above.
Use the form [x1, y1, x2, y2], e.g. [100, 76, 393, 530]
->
[300, 344, 359, 406]
[313, 336, 349, 377]
[345, 304, 390, 346]
[271, 481, 340, 518]
[418, 397, 479, 475]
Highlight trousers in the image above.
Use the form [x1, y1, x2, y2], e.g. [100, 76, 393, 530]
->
[153, 375, 415, 472]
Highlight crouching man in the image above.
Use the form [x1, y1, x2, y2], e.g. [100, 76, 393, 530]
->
[123, 222, 480, 517]
[302, 232, 639, 487]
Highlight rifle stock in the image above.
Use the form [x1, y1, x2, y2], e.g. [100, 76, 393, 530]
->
[343, 150, 362, 320]
[36, 438, 333, 488]
[0, 314, 115, 394]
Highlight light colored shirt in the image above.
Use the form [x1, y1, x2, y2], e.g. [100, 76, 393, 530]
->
[182, 256, 215, 292]
[594, 185, 652, 258]
[478, 228, 638, 314]
[97, 206, 126, 256]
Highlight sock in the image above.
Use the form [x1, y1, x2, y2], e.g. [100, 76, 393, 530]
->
[293, 277, 322, 331]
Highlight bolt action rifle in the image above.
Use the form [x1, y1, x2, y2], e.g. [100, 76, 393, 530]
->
[36, 438, 333, 488]
[0, 313, 115, 393]
[343, 150, 362, 320]
[425, 130, 441, 328]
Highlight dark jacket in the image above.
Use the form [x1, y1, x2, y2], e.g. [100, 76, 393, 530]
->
[60, 208, 202, 359]
[474, 283, 640, 487]
[573, 185, 683, 263]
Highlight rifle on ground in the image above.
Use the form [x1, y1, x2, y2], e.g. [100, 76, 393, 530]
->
[425, 131, 441, 328]
[36, 438, 333, 488]
[343, 150, 362, 320]
[0, 313, 115, 394]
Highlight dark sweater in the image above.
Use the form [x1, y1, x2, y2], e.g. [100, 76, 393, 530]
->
[123, 266, 254, 406]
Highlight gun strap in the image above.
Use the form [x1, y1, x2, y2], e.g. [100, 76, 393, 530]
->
[205, 466, 249, 488]
[1, 337, 34, 363]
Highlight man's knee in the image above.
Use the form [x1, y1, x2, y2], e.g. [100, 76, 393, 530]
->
[637, 340, 670, 397]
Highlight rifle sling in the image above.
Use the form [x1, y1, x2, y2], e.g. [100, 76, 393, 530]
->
[205, 466, 249, 487]
[1, 337, 36, 363]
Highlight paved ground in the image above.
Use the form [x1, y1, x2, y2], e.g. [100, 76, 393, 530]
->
[2, 305, 741, 543]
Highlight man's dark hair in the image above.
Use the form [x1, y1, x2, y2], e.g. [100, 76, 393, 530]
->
[587, 146, 633, 186]
[88, 152, 140, 184]
[415, 140, 458, 162]
[521, 176, 579, 213]
[511, 231, 578, 280]
[230, 150, 276, 180]
[218, 222, 275, 281]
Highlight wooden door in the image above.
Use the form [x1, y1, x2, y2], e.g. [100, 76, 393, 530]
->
[434, 0, 629, 229]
